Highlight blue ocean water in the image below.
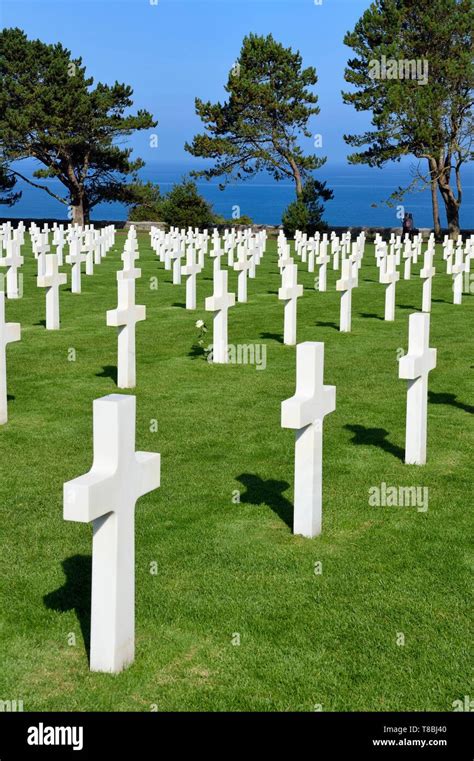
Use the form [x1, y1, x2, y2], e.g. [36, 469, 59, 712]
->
[5, 161, 474, 228]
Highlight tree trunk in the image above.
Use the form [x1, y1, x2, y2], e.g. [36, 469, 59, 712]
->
[294, 170, 303, 198]
[437, 165, 461, 240]
[71, 198, 87, 227]
[438, 183, 460, 240]
[444, 197, 460, 240]
[428, 160, 441, 240]
[286, 154, 303, 198]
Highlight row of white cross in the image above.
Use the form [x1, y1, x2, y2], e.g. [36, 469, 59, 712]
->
[275, 230, 473, 340]
[150, 225, 267, 307]
[0, 223, 466, 677]
[68, 228, 449, 676]
[0, 221, 116, 304]
[61, 307, 438, 675]
[0, 222, 116, 422]
[1, 223, 471, 418]
[64, 225, 268, 672]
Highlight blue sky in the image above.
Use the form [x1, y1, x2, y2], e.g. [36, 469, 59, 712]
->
[3, 0, 472, 226]
[3, 0, 372, 167]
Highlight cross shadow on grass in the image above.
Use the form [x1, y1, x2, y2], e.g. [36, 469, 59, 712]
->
[236, 473, 293, 530]
[7, 394, 15, 401]
[260, 331, 283, 344]
[397, 304, 418, 310]
[96, 365, 118, 384]
[428, 391, 474, 415]
[345, 424, 404, 462]
[35, 319, 47, 328]
[359, 312, 384, 321]
[172, 302, 186, 309]
[44, 555, 91, 662]
[315, 320, 339, 331]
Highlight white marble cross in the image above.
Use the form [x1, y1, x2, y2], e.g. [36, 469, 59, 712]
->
[317, 242, 330, 292]
[0, 292, 21, 425]
[227, 243, 235, 268]
[2, 235, 23, 299]
[121, 246, 139, 275]
[398, 313, 437, 465]
[122, 239, 139, 269]
[452, 245, 465, 305]
[307, 239, 316, 273]
[233, 250, 251, 303]
[171, 243, 183, 285]
[37, 254, 67, 330]
[278, 244, 293, 272]
[445, 239, 454, 274]
[66, 235, 86, 294]
[281, 341, 336, 537]
[380, 253, 400, 321]
[420, 247, 436, 312]
[106, 267, 146, 389]
[278, 263, 303, 345]
[35, 237, 50, 279]
[210, 241, 225, 280]
[248, 243, 257, 279]
[54, 227, 66, 267]
[403, 240, 412, 280]
[83, 232, 95, 276]
[331, 237, 340, 271]
[92, 231, 102, 266]
[181, 246, 201, 309]
[205, 269, 235, 363]
[63, 394, 160, 673]
[336, 258, 357, 332]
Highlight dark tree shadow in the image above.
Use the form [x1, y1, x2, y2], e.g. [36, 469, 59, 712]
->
[96, 365, 118, 383]
[345, 424, 405, 462]
[44, 555, 91, 662]
[260, 331, 283, 344]
[428, 391, 474, 415]
[236, 473, 293, 530]
[172, 302, 186, 309]
[315, 320, 339, 331]
[35, 319, 47, 328]
[359, 312, 384, 321]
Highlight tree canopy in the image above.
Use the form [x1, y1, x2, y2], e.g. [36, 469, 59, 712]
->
[185, 33, 328, 199]
[0, 28, 157, 224]
[0, 159, 20, 206]
[342, 0, 473, 237]
[129, 180, 216, 230]
[282, 177, 333, 238]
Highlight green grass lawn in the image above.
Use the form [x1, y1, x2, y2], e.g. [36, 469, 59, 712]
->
[0, 232, 471, 712]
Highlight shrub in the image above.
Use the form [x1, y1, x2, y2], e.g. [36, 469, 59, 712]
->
[282, 177, 333, 238]
[158, 181, 215, 229]
[128, 182, 162, 221]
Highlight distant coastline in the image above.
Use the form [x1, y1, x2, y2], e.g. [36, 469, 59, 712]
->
[6, 160, 474, 229]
